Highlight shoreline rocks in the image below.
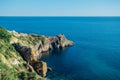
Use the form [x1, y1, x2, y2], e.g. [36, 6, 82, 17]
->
[32, 61, 47, 77]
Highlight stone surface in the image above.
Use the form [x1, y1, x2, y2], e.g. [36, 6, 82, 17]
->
[10, 31, 74, 77]
[33, 61, 47, 77]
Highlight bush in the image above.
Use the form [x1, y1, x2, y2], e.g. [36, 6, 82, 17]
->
[18, 72, 37, 80]
[0, 27, 11, 42]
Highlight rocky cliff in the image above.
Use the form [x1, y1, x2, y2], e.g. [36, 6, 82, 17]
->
[10, 31, 73, 62]
[0, 27, 74, 79]
[0, 27, 46, 80]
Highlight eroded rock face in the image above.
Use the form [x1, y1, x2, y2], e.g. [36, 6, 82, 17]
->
[12, 33, 73, 62]
[49, 34, 73, 49]
[13, 44, 36, 63]
[10, 31, 74, 77]
[23, 63, 35, 72]
[33, 61, 47, 77]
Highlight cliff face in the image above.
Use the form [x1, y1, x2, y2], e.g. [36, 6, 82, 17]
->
[10, 31, 73, 62]
[0, 27, 74, 79]
[9, 31, 73, 77]
[0, 27, 46, 80]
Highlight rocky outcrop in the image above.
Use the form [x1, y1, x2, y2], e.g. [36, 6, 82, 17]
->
[13, 44, 37, 63]
[49, 34, 73, 49]
[0, 27, 44, 80]
[33, 61, 47, 77]
[9, 30, 74, 77]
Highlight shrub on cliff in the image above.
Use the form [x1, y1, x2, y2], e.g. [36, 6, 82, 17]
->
[0, 27, 11, 42]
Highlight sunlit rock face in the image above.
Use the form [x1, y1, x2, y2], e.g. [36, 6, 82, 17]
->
[10, 30, 74, 77]
[49, 34, 74, 49]
[33, 61, 47, 77]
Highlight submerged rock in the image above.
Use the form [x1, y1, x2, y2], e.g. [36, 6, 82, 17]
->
[47, 67, 52, 72]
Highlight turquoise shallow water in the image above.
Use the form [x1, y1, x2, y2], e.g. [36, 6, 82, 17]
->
[0, 17, 120, 80]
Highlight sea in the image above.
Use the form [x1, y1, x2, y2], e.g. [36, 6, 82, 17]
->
[0, 17, 120, 80]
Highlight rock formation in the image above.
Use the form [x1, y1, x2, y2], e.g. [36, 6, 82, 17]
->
[49, 34, 73, 49]
[9, 30, 74, 77]
[0, 27, 43, 80]
[33, 61, 47, 77]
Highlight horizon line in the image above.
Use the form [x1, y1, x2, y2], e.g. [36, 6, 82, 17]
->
[0, 16, 120, 17]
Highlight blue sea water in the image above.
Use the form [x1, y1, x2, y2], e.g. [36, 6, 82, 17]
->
[0, 17, 120, 80]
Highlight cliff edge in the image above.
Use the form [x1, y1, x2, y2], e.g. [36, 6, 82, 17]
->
[0, 27, 74, 79]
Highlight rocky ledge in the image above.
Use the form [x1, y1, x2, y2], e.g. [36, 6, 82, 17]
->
[9, 30, 74, 77]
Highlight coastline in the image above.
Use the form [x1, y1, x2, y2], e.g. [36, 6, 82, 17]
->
[0, 27, 74, 79]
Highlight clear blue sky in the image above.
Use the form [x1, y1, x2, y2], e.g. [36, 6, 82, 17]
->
[0, 0, 120, 16]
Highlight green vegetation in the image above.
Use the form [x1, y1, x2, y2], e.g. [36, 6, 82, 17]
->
[17, 34, 46, 46]
[30, 34, 45, 45]
[0, 27, 11, 42]
[0, 27, 46, 80]
[18, 71, 38, 80]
